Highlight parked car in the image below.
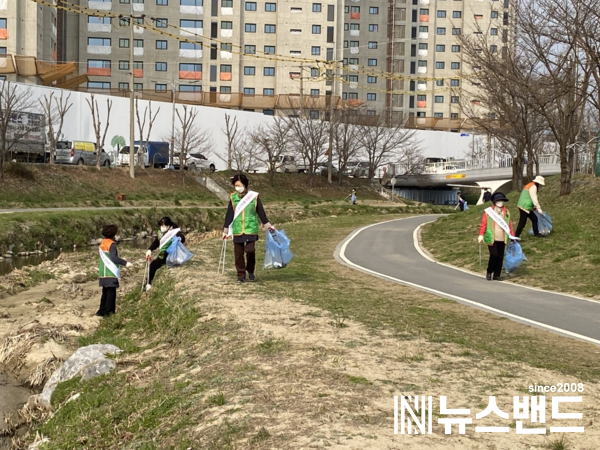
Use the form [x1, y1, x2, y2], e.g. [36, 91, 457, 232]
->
[342, 161, 361, 177]
[314, 162, 338, 176]
[186, 153, 216, 172]
[269, 155, 298, 173]
[119, 141, 170, 168]
[54, 140, 111, 166]
[352, 161, 370, 178]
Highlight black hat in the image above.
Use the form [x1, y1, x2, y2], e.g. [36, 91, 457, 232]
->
[491, 192, 509, 203]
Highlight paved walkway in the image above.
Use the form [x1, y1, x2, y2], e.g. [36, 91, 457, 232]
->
[0, 205, 227, 214]
[337, 215, 600, 345]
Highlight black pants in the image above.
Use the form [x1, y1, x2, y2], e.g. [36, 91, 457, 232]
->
[148, 257, 166, 284]
[97, 287, 117, 316]
[487, 241, 506, 277]
[234, 241, 255, 278]
[515, 209, 539, 237]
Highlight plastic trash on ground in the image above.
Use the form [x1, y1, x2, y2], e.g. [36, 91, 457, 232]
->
[528, 211, 552, 236]
[263, 229, 294, 270]
[166, 240, 194, 267]
[504, 241, 527, 273]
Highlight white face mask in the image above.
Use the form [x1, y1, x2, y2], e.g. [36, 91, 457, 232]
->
[495, 201, 504, 208]
[235, 186, 245, 193]
[160, 226, 168, 233]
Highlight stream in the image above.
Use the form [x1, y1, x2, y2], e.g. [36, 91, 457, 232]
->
[0, 373, 31, 449]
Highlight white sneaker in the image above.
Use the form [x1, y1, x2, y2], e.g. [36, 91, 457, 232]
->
[145, 284, 152, 292]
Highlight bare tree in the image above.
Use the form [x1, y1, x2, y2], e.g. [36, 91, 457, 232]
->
[173, 104, 213, 172]
[135, 99, 161, 169]
[222, 113, 238, 171]
[0, 82, 36, 180]
[230, 133, 261, 173]
[333, 109, 363, 185]
[357, 112, 418, 181]
[86, 94, 113, 169]
[251, 118, 291, 186]
[39, 91, 72, 165]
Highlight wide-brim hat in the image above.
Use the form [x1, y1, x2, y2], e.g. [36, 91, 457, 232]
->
[533, 175, 545, 185]
[491, 192, 509, 203]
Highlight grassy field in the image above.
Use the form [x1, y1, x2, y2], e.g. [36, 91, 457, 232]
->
[20, 213, 600, 449]
[421, 175, 600, 298]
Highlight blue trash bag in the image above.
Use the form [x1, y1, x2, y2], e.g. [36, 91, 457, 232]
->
[528, 211, 553, 236]
[464, 203, 469, 211]
[504, 241, 528, 273]
[166, 240, 194, 267]
[165, 236, 180, 255]
[263, 229, 294, 270]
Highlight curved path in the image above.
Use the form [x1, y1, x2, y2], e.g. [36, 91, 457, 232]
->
[336, 215, 600, 345]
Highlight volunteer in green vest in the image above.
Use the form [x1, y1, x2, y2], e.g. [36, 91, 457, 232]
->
[515, 175, 545, 238]
[223, 174, 274, 283]
[97, 224, 132, 316]
[477, 192, 514, 281]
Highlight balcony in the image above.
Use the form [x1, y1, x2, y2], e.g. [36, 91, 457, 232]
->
[181, 5, 203, 14]
[350, 12, 360, 19]
[349, 29, 359, 37]
[181, 27, 203, 37]
[416, 100, 426, 108]
[418, 49, 428, 56]
[419, 15, 429, 22]
[220, 50, 233, 60]
[419, 0, 430, 4]
[134, 25, 143, 34]
[52, 23, 57, 36]
[134, 47, 143, 56]
[179, 71, 202, 80]
[350, 47, 359, 54]
[132, 3, 143, 12]
[418, 32, 428, 39]
[349, 82, 358, 89]
[221, 29, 233, 38]
[179, 49, 202, 58]
[134, 69, 143, 78]
[88, 1, 111, 10]
[417, 83, 426, 91]
[417, 67, 427, 74]
[87, 67, 111, 76]
[87, 45, 111, 55]
[87, 23, 111, 33]
[221, 7, 233, 15]
[220, 72, 232, 81]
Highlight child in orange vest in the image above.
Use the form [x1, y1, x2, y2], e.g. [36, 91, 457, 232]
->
[97, 224, 131, 316]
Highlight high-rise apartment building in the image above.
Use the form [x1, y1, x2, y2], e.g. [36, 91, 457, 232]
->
[78, 0, 344, 114]
[341, 0, 511, 126]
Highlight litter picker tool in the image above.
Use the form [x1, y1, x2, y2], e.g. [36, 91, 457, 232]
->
[141, 255, 150, 293]
[479, 242, 482, 267]
[218, 237, 228, 275]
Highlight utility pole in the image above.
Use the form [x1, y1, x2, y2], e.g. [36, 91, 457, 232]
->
[171, 82, 176, 167]
[128, 8, 135, 179]
[327, 60, 337, 184]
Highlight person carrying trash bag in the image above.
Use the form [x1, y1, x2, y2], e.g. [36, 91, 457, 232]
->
[223, 173, 275, 283]
[144, 217, 186, 292]
[477, 192, 516, 281]
[515, 175, 545, 238]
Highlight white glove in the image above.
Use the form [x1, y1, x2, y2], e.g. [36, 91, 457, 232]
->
[477, 235, 484, 244]
[126, 262, 133, 268]
[145, 250, 152, 258]
[537, 209, 543, 215]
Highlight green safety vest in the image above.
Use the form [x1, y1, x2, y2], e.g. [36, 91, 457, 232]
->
[483, 208, 511, 245]
[230, 192, 260, 236]
[98, 239, 119, 278]
[516, 182, 535, 211]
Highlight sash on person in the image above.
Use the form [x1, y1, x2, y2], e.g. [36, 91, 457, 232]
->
[159, 228, 181, 249]
[484, 207, 519, 240]
[227, 190, 259, 237]
[99, 248, 120, 279]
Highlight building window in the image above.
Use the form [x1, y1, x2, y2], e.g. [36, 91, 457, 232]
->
[156, 40, 167, 49]
[369, 24, 378, 32]
[263, 109, 275, 116]
[265, 24, 276, 33]
[264, 46, 275, 54]
[436, 28, 446, 35]
[265, 2, 276, 11]
[180, 63, 201, 72]
[221, 43, 232, 51]
[157, 0, 168, 5]
[311, 68, 319, 77]
[436, 62, 445, 69]
[417, 95, 426, 101]
[264, 67, 275, 76]
[437, 10, 446, 18]
[181, 0, 202, 4]
[118, 82, 129, 90]
[245, 23, 256, 33]
[88, 38, 111, 46]
[434, 113, 443, 118]
[368, 41, 378, 49]
[367, 93, 376, 101]
[344, 23, 349, 31]
[490, 28, 498, 35]
[434, 96, 444, 103]
[312, 25, 321, 34]
[351, 6, 360, 13]
[418, 60, 427, 67]
[180, 85, 201, 92]
[344, 40, 348, 48]
[451, 96, 459, 103]
[452, 11, 461, 18]
[133, 39, 143, 48]
[451, 62, 460, 69]
[490, 45, 498, 53]
[419, 43, 428, 50]
[452, 28, 461, 35]
[119, 61, 129, 70]
[180, 19, 202, 28]
[156, 18, 168, 28]
[245, 2, 256, 10]
[449, 79, 459, 86]
[244, 45, 256, 54]
[311, 46, 321, 55]
[368, 59, 377, 66]
[436, 79, 443, 86]
[491, 11, 499, 18]
[243, 88, 255, 95]
[155, 84, 167, 91]
[221, 21, 233, 29]
[367, 76, 377, 83]
[419, 26, 428, 33]
[452, 45, 461, 52]
[180, 41, 202, 49]
[220, 86, 232, 93]
[350, 41, 359, 48]
[348, 75, 358, 83]
[88, 16, 110, 24]
[349, 58, 358, 64]
[88, 82, 111, 89]
[369, 7, 378, 14]
[221, 0, 232, 6]
[310, 89, 320, 96]
[244, 66, 256, 75]
[263, 88, 274, 96]
[156, 62, 167, 71]
[220, 64, 232, 72]
[313, 3, 321, 12]
[436, 44, 445, 52]
[119, 38, 129, 48]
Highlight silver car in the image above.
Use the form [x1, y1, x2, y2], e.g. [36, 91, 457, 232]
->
[186, 153, 216, 172]
[54, 140, 111, 166]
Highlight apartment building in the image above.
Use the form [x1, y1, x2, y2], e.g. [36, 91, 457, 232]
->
[79, 0, 344, 114]
[0, 0, 58, 82]
[341, 0, 511, 124]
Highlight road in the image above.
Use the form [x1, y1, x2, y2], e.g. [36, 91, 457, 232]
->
[337, 215, 600, 345]
[0, 205, 227, 214]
